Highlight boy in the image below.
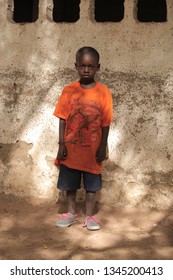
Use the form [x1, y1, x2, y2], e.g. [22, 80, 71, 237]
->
[53, 46, 113, 230]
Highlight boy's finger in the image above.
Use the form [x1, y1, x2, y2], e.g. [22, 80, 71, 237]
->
[54, 158, 60, 166]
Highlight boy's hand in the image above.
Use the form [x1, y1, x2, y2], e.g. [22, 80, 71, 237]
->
[96, 145, 107, 162]
[57, 143, 67, 160]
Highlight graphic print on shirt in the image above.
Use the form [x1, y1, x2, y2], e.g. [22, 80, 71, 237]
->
[65, 98, 101, 146]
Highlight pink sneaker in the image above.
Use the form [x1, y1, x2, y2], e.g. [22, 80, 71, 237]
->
[55, 213, 77, 228]
[83, 216, 101, 231]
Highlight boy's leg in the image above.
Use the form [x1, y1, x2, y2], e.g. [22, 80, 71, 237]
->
[55, 190, 77, 228]
[86, 191, 96, 216]
[67, 190, 77, 214]
[83, 172, 101, 230]
[55, 165, 81, 228]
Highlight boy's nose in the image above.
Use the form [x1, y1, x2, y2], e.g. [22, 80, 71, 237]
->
[83, 66, 90, 72]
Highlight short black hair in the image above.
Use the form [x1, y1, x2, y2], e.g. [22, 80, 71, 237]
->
[76, 46, 100, 63]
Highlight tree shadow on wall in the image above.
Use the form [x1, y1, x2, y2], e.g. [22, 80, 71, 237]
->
[1, 0, 173, 261]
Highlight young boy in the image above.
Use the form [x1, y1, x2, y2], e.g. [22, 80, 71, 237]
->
[53, 46, 113, 230]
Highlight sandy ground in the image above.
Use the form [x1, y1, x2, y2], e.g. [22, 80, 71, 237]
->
[0, 193, 173, 260]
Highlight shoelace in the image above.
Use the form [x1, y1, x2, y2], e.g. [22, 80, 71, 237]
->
[61, 213, 77, 219]
[83, 216, 100, 227]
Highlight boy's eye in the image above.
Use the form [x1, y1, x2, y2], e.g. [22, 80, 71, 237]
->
[89, 65, 97, 69]
[78, 65, 97, 69]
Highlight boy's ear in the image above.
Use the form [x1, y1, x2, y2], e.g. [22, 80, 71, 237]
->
[97, 63, 100, 70]
[74, 62, 77, 69]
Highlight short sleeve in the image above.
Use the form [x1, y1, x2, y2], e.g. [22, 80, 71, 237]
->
[101, 88, 113, 127]
[53, 88, 70, 120]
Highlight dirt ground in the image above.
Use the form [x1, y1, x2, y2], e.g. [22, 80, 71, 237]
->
[0, 193, 173, 260]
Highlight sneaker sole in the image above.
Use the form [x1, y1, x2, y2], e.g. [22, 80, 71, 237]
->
[55, 220, 77, 228]
[87, 225, 100, 231]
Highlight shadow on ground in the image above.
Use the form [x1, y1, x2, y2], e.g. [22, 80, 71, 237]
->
[0, 193, 173, 260]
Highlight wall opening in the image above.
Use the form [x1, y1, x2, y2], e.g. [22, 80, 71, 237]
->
[53, 0, 80, 22]
[13, 0, 39, 23]
[137, 0, 167, 22]
[94, 0, 124, 22]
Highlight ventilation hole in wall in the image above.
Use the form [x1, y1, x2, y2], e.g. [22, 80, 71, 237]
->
[13, 0, 39, 23]
[53, 0, 80, 22]
[94, 0, 124, 22]
[137, 0, 167, 22]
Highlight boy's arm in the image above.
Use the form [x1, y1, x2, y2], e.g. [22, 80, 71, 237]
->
[57, 118, 67, 160]
[96, 126, 110, 162]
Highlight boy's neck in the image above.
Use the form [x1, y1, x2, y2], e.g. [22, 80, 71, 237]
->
[79, 79, 96, 89]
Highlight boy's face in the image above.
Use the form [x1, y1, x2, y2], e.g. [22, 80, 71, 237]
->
[75, 53, 100, 84]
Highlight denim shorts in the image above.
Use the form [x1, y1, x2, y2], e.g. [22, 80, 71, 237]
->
[57, 164, 102, 192]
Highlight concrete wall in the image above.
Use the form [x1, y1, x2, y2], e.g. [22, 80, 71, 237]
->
[0, 0, 173, 209]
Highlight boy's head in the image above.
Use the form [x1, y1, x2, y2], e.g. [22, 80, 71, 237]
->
[75, 46, 100, 84]
[76, 46, 100, 64]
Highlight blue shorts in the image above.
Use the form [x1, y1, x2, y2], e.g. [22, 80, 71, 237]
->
[57, 164, 102, 192]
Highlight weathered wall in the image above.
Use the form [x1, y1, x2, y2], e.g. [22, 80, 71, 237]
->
[0, 0, 173, 209]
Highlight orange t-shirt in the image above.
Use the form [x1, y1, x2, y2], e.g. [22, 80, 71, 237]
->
[53, 81, 113, 174]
